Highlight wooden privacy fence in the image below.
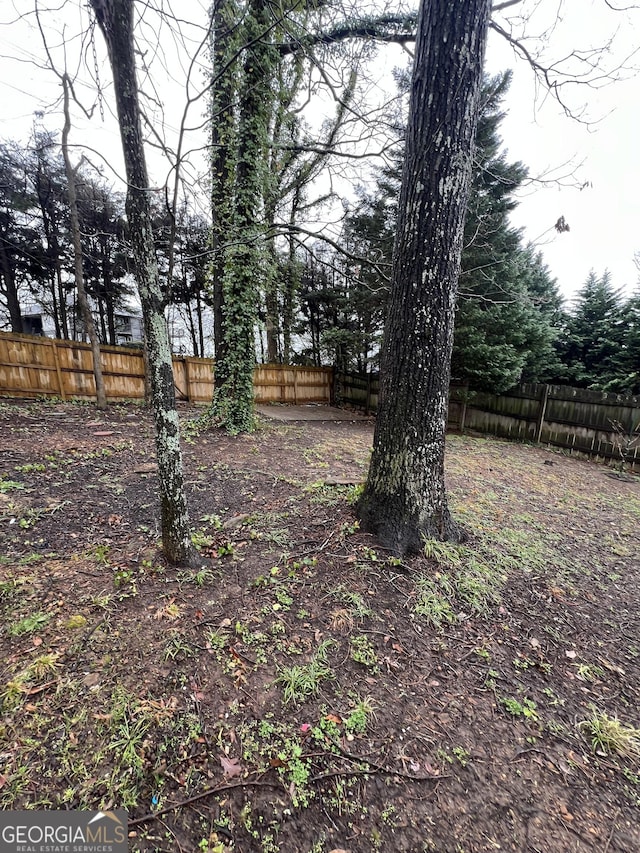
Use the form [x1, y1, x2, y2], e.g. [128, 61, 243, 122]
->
[336, 370, 640, 471]
[3, 332, 639, 470]
[0, 332, 332, 406]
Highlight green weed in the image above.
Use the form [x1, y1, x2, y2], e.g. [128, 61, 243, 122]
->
[276, 640, 336, 705]
[500, 696, 539, 722]
[8, 612, 50, 636]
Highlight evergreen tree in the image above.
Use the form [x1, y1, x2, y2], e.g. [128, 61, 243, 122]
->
[337, 71, 563, 391]
[561, 270, 625, 389]
[607, 288, 640, 395]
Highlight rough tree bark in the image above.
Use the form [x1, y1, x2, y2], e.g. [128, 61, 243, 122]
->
[357, 0, 492, 556]
[90, 0, 198, 565]
[61, 75, 107, 410]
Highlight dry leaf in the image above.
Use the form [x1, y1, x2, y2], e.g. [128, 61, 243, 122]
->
[565, 650, 577, 659]
[219, 754, 243, 778]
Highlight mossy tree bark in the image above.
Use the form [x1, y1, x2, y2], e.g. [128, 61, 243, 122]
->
[357, 0, 492, 556]
[90, 0, 197, 565]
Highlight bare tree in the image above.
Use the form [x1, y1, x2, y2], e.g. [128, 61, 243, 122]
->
[89, 0, 198, 566]
[61, 75, 107, 410]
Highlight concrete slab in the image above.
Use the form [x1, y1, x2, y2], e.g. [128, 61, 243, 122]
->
[256, 403, 371, 422]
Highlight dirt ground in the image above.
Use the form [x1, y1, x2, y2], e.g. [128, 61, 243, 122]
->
[0, 398, 639, 853]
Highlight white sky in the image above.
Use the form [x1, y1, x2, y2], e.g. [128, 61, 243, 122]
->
[1, 0, 639, 305]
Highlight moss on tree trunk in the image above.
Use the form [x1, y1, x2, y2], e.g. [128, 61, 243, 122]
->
[358, 0, 492, 556]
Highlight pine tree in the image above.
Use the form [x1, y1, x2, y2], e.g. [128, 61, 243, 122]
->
[340, 71, 563, 391]
[561, 270, 625, 389]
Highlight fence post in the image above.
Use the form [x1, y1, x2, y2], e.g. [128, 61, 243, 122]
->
[534, 384, 549, 443]
[365, 372, 372, 415]
[50, 339, 66, 401]
[293, 368, 298, 405]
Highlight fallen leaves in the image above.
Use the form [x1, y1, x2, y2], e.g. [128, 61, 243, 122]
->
[219, 754, 243, 779]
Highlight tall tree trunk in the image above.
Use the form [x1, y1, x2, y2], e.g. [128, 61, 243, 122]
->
[209, 0, 238, 368]
[358, 0, 492, 555]
[0, 237, 23, 333]
[90, 0, 197, 566]
[49, 272, 62, 338]
[61, 74, 108, 410]
[196, 288, 205, 358]
[102, 240, 117, 345]
[212, 0, 278, 432]
[55, 258, 69, 339]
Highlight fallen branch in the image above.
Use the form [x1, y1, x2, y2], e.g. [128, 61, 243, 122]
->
[128, 778, 281, 827]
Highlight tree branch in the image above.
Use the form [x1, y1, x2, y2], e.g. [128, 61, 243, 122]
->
[278, 13, 418, 56]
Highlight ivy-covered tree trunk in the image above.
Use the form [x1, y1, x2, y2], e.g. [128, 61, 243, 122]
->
[209, 0, 239, 368]
[358, 0, 492, 555]
[90, 0, 197, 565]
[211, 0, 278, 432]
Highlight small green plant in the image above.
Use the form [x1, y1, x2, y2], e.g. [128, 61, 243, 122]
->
[344, 695, 376, 735]
[191, 530, 214, 549]
[8, 612, 50, 636]
[575, 663, 605, 683]
[331, 585, 373, 621]
[0, 477, 24, 493]
[164, 633, 195, 661]
[578, 705, 640, 758]
[179, 566, 217, 587]
[217, 541, 236, 558]
[1, 675, 28, 711]
[15, 463, 46, 474]
[452, 746, 470, 766]
[349, 635, 378, 671]
[276, 640, 335, 705]
[113, 567, 135, 590]
[500, 696, 539, 722]
[92, 543, 111, 565]
[27, 652, 61, 679]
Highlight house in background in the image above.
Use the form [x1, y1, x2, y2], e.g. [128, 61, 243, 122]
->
[17, 300, 144, 346]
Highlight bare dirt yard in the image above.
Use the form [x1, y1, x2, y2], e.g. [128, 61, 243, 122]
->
[1, 398, 639, 853]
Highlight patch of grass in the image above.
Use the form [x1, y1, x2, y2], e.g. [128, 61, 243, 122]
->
[15, 462, 46, 474]
[412, 576, 455, 628]
[330, 585, 374, 621]
[0, 476, 24, 493]
[276, 640, 336, 705]
[415, 540, 502, 626]
[163, 632, 195, 661]
[344, 695, 377, 735]
[578, 705, 640, 758]
[178, 565, 218, 587]
[575, 663, 605, 683]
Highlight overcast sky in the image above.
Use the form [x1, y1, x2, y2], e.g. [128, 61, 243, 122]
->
[1, 0, 638, 305]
